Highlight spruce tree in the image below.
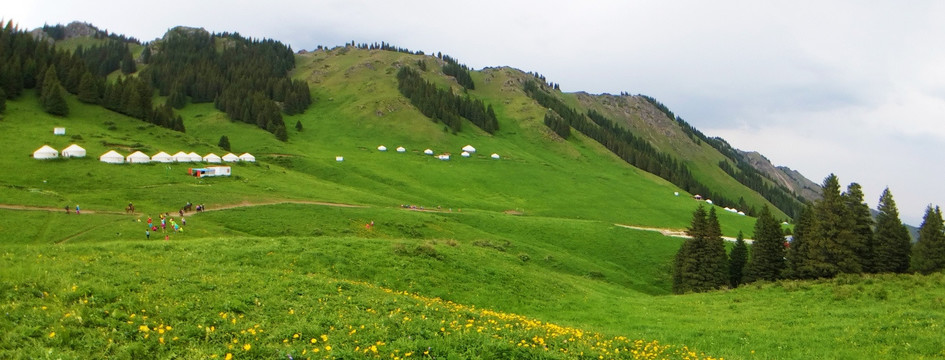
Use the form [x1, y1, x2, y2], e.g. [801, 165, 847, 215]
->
[745, 205, 786, 282]
[218, 135, 231, 151]
[40, 66, 69, 116]
[673, 205, 728, 293]
[77, 72, 99, 104]
[872, 188, 911, 273]
[786, 205, 815, 279]
[295, 119, 303, 132]
[844, 183, 875, 272]
[805, 174, 859, 278]
[729, 231, 748, 288]
[912, 205, 945, 274]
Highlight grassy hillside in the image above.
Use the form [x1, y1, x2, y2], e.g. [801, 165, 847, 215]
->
[2, 41, 943, 360]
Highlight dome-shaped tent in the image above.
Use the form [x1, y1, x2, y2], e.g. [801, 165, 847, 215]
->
[61, 144, 86, 158]
[490, 153, 500, 159]
[33, 145, 59, 159]
[461, 145, 476, 153]
[222, 153, 240, 162]
[172, 151, 192, 162]
[461, 151, 471, 157]
[423, 149, 434, 155]
[377, 145, 387, 151]
[151, 151, 173, 163]
[203, 153, 222, 163]
[396, 146, 406, 153]
[99, 150, 124, 164]
[126, 151, 151, 163]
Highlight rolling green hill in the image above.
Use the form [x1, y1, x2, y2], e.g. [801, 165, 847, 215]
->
[1, 24, 943, 359]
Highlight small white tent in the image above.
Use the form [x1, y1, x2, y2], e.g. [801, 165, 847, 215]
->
[61, 144, 86, 158]
[461, 151, 471, 157]
[126, 151, 151, 164]
[335, 156, 344, 162]
[462, 145, 476, 153]
[187, 152, 202, 162]
[490, 153, 500, 159]
[33, 145, 59, 159]
[239, 153, 256, 162]
[151, 151, 173, 163]
[377, 145, 387, 151]
[99, 150, 124, 164]
[396, 146, 406, 153]
[203, 153, 222, 163]
[423, 149, 434, 155]
[437, 154, 450, 160]
[172, 151, 191, 162]
[53, 127, 66, 135]
[222, 153, 240, 162]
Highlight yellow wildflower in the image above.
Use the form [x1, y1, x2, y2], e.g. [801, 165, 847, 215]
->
[225, 353, 233, 360]
[49, 332, 55, 338]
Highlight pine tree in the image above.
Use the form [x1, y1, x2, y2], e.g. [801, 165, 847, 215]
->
[673, 205, 729, 293]
[805, 174, 859, 278]
[844, 183, 874, 272]
[218, 135, 231, 151]
[77, 72, 99, 104]
[911, 205, 945, 274]
[745, 205, 786, 282]
[729, 231, 748, 288]
[872, 188, 912, 273]
[786, 205, 815, 279]
[40, 66, 69, 116]
[121, 50, 136, 74]
[295, 120, 303, 132]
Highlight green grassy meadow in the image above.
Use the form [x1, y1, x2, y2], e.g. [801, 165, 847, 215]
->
[1, 46, 944, 359]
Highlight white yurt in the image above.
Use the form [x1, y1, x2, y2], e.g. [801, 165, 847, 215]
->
[187, 152, 202, 162]
[33, 145, 59, 159]
[172, 151, 192, 162]
[490, 153, 500, 159]
[203, 153, 222, 163]
[222, 153, 240, 162]
[151, 151, 173, 163]
[126, 151, 151, 164]
[61, 144, 86, 158]
[437, 154, 450, 160]
[462, 144, 476, 153]
[377, 145, 387, 151]
[396, 146, 406, 153]
[239, 153, 256, 162]
[335, 156, 344, 162]
[461, 151, 471, 157]
[423, 149, 434, 155]
[99, 150, 124, 164]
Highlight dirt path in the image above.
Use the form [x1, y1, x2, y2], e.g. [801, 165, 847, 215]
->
[0, 200, 365, 216]
[614, 223, 753, 243]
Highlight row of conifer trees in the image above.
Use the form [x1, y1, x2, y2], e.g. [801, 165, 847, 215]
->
[675, 173, 945, 294]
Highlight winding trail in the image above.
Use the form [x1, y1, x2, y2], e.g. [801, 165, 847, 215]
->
[614, 223, 753, 243]
[2, 201, 750, 243]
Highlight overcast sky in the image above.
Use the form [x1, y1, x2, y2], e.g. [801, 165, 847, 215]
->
[5, 1, 944, 224]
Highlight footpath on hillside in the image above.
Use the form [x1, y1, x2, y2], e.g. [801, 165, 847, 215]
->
[1, 201, 749, 242]
[614, 223, 753, 243]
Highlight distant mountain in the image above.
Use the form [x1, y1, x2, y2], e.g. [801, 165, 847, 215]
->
[738, 151, 822, 203]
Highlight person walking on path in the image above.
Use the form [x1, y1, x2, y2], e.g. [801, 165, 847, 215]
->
[146, 229, 150, 240]
[75, 204, 80, 214]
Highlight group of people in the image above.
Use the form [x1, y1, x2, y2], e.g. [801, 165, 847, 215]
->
[145, 212, 188, 241]
[65, 204, 79, 214]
